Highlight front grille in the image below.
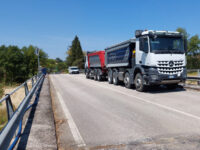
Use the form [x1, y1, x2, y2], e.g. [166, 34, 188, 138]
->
[157, 60, 184, 75]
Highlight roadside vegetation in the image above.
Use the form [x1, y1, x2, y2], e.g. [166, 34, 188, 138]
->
[0, 83, 3, 98]
[0, 45, 48, 85]
[66, 36, 85, 69]
[187, 71, 199, 77]
[176, 28, 200, 69]
[0, 106, 7, 131]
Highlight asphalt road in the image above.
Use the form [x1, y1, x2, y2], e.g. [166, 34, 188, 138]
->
[50, 74, 200, 150]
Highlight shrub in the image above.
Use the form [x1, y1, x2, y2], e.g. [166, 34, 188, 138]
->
[0, 83, 3, 99]
[187, 56, 200, 69]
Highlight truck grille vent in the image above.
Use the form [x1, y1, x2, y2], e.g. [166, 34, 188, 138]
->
[157, 60, 184, 75]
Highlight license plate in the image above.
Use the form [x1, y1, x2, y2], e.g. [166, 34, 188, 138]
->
[169, 75, 174, 79]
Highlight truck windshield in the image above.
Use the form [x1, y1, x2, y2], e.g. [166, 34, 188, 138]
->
[150, 37, 184, 53]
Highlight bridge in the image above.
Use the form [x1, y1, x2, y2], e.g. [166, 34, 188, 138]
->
[0, 73, 200, 150]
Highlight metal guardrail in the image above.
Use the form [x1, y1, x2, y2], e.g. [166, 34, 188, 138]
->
[187, 76, 200, 80]
[0, 73, 45, 150]
[187, 69, 200, 85]
[187, 76, 200, 85]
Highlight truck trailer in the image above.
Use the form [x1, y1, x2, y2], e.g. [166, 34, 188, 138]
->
[85, 30, 187, 92]
[85, 51, 107, 81]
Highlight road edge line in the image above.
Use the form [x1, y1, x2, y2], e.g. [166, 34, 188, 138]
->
[56, 91, 86, 147]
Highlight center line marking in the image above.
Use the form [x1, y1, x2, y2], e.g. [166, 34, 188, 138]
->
[56, 91, 86, 147]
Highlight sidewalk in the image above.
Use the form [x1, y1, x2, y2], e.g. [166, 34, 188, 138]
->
[16, 76, 57, 150]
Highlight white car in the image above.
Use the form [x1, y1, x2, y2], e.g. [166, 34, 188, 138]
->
[68, 66, 79, 74]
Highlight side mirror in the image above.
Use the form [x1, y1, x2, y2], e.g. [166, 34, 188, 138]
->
[184, 38, 187, 52]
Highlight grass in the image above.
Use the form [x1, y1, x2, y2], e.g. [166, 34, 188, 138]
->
[0, 107, 8, 131]
[0, 81, 31, 131]
[186, 80, 198, 85]
[187, 71, 199, 77]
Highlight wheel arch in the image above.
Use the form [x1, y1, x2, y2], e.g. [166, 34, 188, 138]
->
[133, 66, 145, 79]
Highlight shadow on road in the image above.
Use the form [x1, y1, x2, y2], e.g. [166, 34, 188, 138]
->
[98, 79, 186, 94]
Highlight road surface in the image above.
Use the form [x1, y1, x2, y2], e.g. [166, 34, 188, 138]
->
[50, 74, 200, 149]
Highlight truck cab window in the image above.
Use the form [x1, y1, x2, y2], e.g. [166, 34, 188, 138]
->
[139, 38, 148, 52]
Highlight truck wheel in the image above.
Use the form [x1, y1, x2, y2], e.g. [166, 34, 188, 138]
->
[86, 72, 89, 79]
[86, 69, 89, 79]
[124, 72, 132, 88]
[94, 70, 97, 80]
[113, 71, 119, 85]
[108, 70, 113, 84]
[97, 70, 102, 81]
[166, 84, 178, 90]
[134, 73, 145, 92]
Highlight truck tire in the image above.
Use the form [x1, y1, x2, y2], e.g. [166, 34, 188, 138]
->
[94, 70, 97, 81]
[124, 72, 132, 89]
[108, 70, 113, 84]
[113, 71, 119, 85]
[134, 73, 145, 92]
[97, 69, 102, 81]
[86, 69, 89, 79]
[86, 72, 89, 79]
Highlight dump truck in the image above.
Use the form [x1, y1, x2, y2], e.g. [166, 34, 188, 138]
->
[85, 30, 187, 91]
[85, 51, 107, 81]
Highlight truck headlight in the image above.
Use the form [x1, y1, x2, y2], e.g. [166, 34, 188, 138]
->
[149, 67, 158, 74]
[151, 75, 158, 80]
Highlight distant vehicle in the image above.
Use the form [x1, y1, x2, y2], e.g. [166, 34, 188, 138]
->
[85, 30, 187, 92]
[68, 66, 79, 74]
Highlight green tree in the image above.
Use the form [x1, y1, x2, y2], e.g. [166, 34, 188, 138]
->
[176, 27, 189, 39]
[22, 45, 48, 77]
[66, 36, 84, 68]
[0, 46, 25, 84]
[55, 58, 63, 63]
[46, 59, 57, 73]
[0, 45, 48, 84]
[176, 27, 200, 69]
[188, 35, 200, 56]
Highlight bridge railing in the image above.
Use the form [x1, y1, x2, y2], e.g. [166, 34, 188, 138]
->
[0, 73, 45, 150]
[187, 69, 200, 85]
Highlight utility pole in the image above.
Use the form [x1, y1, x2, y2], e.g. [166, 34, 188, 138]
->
[36, 48, 40, 73]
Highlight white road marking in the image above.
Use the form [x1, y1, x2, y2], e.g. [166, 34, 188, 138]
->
[73, 75, 200, 121]
[56, 91, 86, 147]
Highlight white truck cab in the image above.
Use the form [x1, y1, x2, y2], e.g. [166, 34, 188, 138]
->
[134, 30, 187, 90]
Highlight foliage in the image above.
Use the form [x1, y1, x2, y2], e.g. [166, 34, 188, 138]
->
[188, 35, 200, 56]
[0, 107, 7, 131]
[0, 45, 48, 84]
[176, 27, 189, 39]
[176, 27, 200, 69]
[45, 58, 67, 73]
[187, 56, 200, 69]
[0, 83, 3, 98]
[66, 36, 84, 68]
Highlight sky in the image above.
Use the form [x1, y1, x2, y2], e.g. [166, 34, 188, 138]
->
[0, 0, 200, 60]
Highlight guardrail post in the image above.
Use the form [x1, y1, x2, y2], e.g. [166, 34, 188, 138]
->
[5, 94, 14, 120]
[35, 76, 37, 82]
[31, 78, 34, 87]
[24, 82, 29, 96]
